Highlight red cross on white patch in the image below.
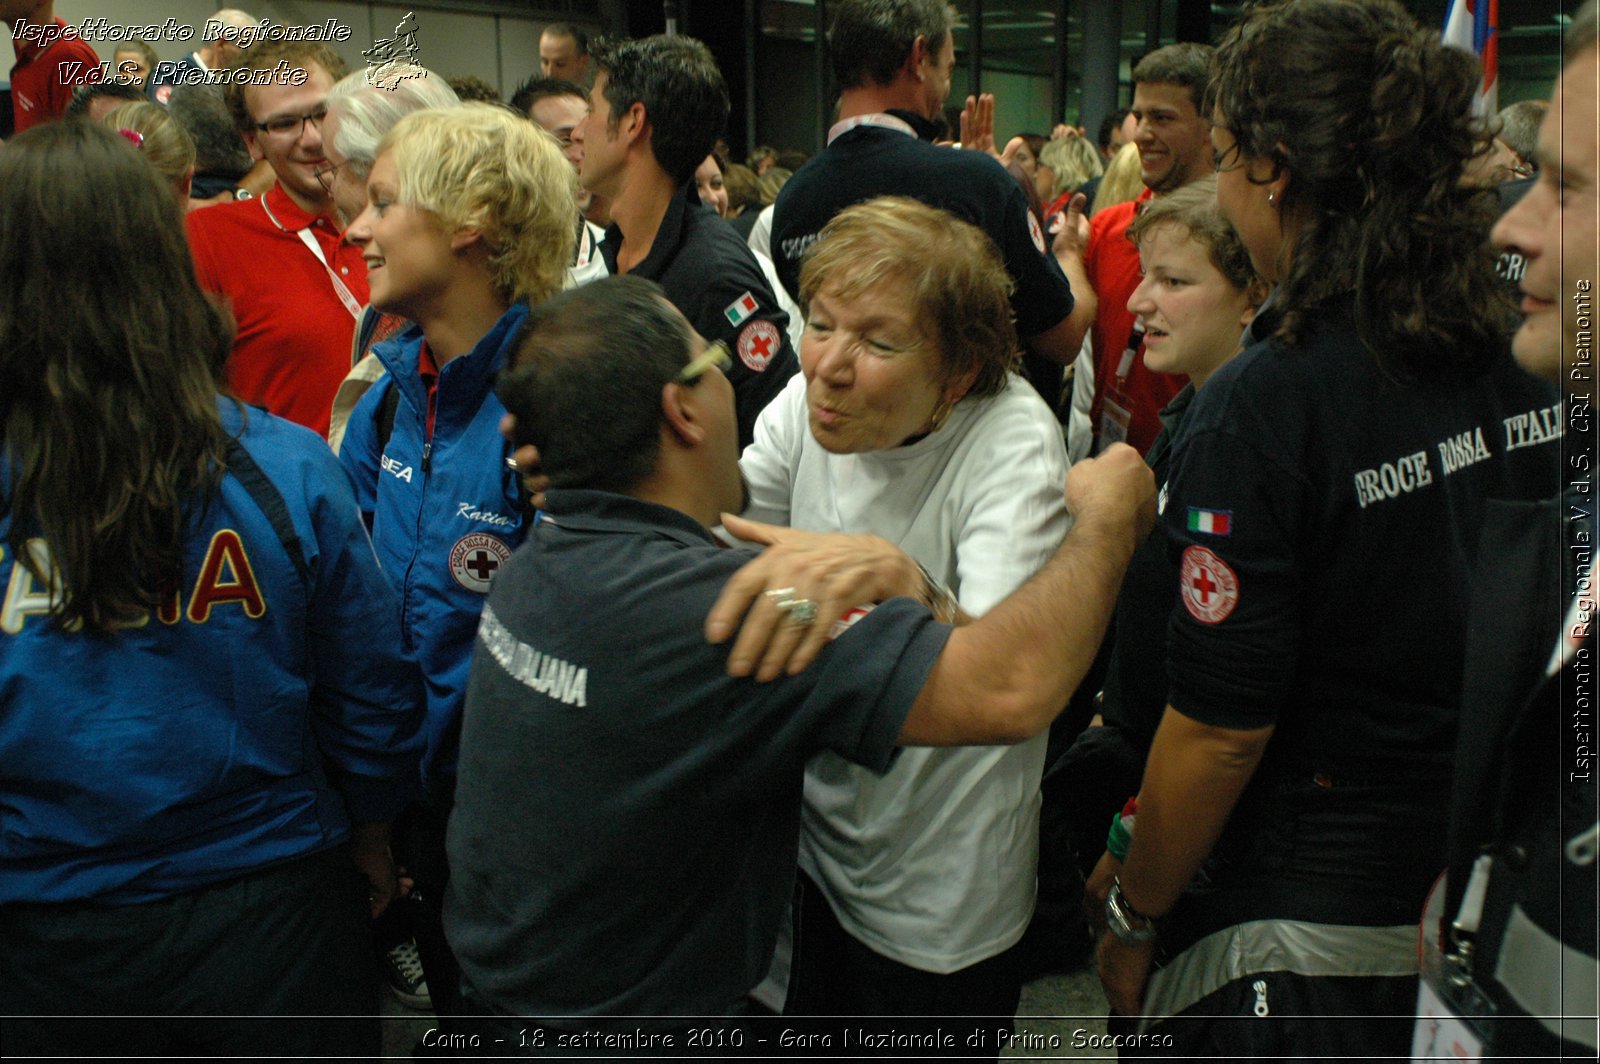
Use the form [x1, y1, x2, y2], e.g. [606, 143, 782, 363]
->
[737, 320, 781, 371]
[449, 532, 512, 594]
[1180, 545, 1239, 624]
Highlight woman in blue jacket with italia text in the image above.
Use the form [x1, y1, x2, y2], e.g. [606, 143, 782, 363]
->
[0, 121, 425, 1058]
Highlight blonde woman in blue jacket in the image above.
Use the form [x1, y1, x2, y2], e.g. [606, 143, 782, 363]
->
[336, 103, 575, 1020]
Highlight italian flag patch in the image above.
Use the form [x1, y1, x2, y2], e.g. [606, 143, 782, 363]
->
[1186, 507, 1232, 536]
[724, 291, 759, 326]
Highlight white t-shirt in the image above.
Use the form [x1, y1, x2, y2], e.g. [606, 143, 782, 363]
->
[568, 219, 609, 289]
[740, 371, 1071, 971]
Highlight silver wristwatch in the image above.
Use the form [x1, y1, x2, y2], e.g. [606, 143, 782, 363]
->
[1105, 878, 1159, 944]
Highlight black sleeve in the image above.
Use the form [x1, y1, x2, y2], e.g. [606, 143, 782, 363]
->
[679, 237, 800, 450]
[1163, 419, 1311, 731]
[991, 174, 1075, 340]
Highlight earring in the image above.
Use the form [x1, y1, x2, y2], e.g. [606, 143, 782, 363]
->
[928, 396, 956, 433]
[1267, 191, 1277, 207]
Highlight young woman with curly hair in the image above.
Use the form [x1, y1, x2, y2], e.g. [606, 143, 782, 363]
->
[1091, 1, 1564, 1055]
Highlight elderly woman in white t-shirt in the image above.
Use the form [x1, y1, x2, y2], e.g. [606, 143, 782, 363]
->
[725, 195, 1069, 1045]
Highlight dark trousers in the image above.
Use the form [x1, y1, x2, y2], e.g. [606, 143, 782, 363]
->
[783, 872, 1024, 1061]
[396, 787, 464, 1024]
[0, 848, 378, 1062]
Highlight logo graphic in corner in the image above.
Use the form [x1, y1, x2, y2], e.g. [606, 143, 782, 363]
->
[1180, 545, 1239, 624]
[449, 533, 511, 594]
[737, 320, 781, 371]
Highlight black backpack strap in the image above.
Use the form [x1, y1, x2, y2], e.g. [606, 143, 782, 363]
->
[223, 436, 311, 589]
[352, 305, 384, 366]
[376, 383, 402, 453]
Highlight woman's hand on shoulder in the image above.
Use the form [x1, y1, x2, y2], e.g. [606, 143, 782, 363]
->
[706, 514, 923, 682]
[500, 414, 551, 510]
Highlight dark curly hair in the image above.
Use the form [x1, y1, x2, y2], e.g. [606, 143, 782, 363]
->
[1207, 0, 1512, 379]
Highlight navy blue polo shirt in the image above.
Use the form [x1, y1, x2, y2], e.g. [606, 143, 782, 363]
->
[1163, 301, 1563, 779]
[445, 489, 948, 1023]
[603, 185, 798, 449]
[770, 109, 1075, 343]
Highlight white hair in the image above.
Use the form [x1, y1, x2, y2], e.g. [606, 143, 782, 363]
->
[211, 8, 259, 30]
[325, 66, 461, 174]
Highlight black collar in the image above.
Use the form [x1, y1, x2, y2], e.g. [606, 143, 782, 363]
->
[601, 182, 700, 278]
[540, 489, 719, 550]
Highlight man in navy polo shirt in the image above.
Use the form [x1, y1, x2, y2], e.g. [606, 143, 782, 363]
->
[771, 0, 1091, 380]
[571, 33, 796, 449]
[445, 275, 1155, 1035]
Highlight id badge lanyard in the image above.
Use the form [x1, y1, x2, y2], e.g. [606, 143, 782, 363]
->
[827, 112, 917, 145]
[261, 195, 363, 320]
[1097, 323, 1144, 450]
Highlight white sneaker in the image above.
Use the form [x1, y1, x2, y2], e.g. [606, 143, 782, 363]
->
[382, 939, 432, 1010]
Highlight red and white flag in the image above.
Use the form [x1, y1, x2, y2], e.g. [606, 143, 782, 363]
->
[1443, 0, 1499, 117]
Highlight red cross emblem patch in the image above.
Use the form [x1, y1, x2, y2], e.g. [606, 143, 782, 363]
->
[737, 320, 781, 371]
[449, 533, 512, 594]
[828, 604, 876, 640]
[1180, 545, 1239, 624]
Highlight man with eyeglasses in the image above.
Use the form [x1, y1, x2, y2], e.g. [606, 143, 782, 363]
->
[185, 40, 365, 438]
[448, 274, 1155, 1036]
[517, 75, 608, 288]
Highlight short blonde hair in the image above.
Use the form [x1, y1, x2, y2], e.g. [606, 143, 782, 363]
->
[799, 196, 1018, 399]
[1038, 134, 1103, 198]
[379, 104, 575, 306]
[100, 101, 196, 195]
[1092, 140, 1145, 216]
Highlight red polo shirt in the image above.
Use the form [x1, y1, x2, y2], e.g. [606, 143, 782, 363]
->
[187, 185, 369, 437]
[1083, 187, 1185, 456]
[9, 17, 100, 132]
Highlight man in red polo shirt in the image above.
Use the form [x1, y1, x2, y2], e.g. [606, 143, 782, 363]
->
[4, 0, 99, 132]
[186, 39, 365, 437]
[1074, 43, 1215, 457]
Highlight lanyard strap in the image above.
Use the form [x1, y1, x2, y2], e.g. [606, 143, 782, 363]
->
[573, 216, 598, 269]
[260, 195, 363, 320]
[1114, 323, 1146, 388]
[827, 112, 916, 145]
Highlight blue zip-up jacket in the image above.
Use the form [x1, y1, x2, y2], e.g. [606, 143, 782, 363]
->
[339, 304, 530, 792]
[0, 399, 425, 904]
